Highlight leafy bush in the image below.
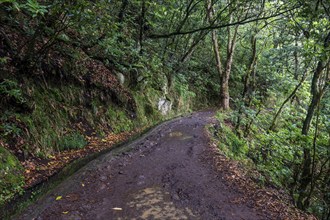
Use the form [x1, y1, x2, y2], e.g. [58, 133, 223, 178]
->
[213, 112, 248, 160]
[0, 122, 22, 138]
[0, 79, 26, 104]
[106, 107, 134, 133]
[0, 147, 24, 206]
[58, 133, 87, 151]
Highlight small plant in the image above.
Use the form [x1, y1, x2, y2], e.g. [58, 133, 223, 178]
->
[106, 107, 134, 133]
[0, 147, 24, 206]
[212, 112, 248, 160]
[0, 79, 26, 104]
[0, 57, 9, 65]
[58, 133, 87, 151]
[22, 0, 48, 18]
[0, 122, 22, 138]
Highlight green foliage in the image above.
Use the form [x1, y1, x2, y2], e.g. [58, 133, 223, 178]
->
[22, 0, 48, 17]
[106, 107, 134, 133]
[0, 122, 22, 138]
[57, 133, 87, 151]
[213, 112, 248, 160]
[0, 147, 24, 206]
[249, 129, 302, 187]
[0, 79, 26, 104]
[133, 90, 162, 125]
[0, 57, 9, 65]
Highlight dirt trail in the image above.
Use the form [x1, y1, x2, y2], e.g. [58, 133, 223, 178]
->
[16, 111, 269, 220]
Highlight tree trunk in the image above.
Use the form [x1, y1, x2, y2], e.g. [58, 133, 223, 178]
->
[268, 72, 307, 132]
[220, 15, 238, 110]
[220, 64, 230, 109]
[206, 0, 223, 87]
[302, 62, 324, 135]
[297, 30, 330, 209]
[297, 60, 329, 210]
[118, 0, 129, 23]
[138, 0, 146, 54]
[242, 35, 257, 100]
[206, 0, 238, 110]
[235, 34, 257, 134]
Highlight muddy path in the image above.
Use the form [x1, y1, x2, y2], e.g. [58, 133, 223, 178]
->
[16, 111, 269, 220]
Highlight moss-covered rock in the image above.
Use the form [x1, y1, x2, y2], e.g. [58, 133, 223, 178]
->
[0, 146, 24, 206]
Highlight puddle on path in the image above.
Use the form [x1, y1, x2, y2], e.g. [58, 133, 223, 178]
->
[127, 186, 195, 220]
[168, 131, 193, 140]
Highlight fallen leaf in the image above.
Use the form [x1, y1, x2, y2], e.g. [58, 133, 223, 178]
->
[112, 207, 122, 211]
[56, 196, 62, 201]
[62, 211, 69, 214]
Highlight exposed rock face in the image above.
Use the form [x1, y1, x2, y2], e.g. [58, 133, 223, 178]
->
[158, 98, 172, 115]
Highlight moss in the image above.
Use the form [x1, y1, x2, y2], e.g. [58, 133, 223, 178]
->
[133, 89, 163, 125]
[106, 107, 134, 133]
[0, 147, 24, 206]
[212, 113, 248, 160]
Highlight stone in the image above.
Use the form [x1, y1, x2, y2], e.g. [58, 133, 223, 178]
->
[158, 98, 172, 115]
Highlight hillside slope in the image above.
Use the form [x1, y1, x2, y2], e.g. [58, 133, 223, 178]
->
[0, 4, 197, 208]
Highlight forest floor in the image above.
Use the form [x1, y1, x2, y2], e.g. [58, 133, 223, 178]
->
[15, 111, 315, 220]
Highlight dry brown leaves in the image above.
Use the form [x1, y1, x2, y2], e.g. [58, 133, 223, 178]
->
[21, 128, 144, 189]
[206, 136, 317, 220]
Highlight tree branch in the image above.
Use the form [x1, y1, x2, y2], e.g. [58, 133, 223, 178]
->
[148, 5, 300, 39]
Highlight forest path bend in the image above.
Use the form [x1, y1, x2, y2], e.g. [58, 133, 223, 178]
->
[17, 111, 267, 220]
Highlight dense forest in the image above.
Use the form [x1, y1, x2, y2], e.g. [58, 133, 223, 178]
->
[0, 0, 329, 219]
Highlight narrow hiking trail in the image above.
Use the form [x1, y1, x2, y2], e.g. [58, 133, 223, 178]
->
[16, 111, 278, 219]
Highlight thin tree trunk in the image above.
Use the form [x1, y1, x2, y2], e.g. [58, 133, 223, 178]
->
[206, 0, 223, 87]
[235, 34, 257, 134]
[162, 0, 198, 62]
[306, 105, 320, 209]
[297, 30, 330, 209]
[220, 15, 238, 110]
[206, 0, 239, 110]
[242, 35, 257, 99]
[118, 0, 129, 23]
[138, 0, 146, 54]
[180, 30, 208, 63]
[298, 59, 329, 210]
[291, 34, 301, 104]
[268, 72, 307, 132]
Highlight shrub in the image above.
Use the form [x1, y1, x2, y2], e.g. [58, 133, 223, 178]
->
[57, 133, 87, 151]
[0, 146, 24, 206]
[0, 79, 26, 104]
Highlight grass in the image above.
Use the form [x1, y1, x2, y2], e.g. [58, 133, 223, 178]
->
[58, 133, 87, 151]
[0, 147, 24, 206]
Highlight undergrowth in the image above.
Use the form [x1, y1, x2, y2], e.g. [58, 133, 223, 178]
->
[211, 112, 248, 160]
[211, 111, 289, 188]
[211, 110, 329, 218]
[0, 147, 24, 206]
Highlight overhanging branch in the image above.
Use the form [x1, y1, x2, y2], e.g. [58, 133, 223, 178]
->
[148, 5, 301, 39]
